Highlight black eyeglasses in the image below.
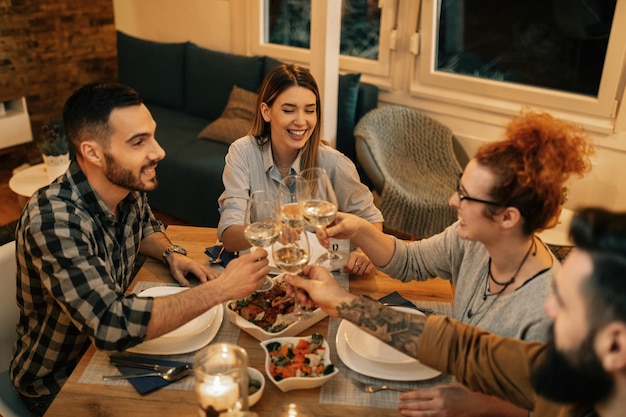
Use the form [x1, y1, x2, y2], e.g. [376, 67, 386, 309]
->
[456, 175, 502, 206]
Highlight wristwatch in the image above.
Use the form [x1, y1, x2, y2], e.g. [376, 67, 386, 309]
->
[162, 244, 187, 264]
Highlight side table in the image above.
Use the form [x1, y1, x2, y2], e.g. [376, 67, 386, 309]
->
[8, 163, 50, 206]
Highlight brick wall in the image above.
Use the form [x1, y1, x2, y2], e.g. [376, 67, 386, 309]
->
[0, 0, 116, 155]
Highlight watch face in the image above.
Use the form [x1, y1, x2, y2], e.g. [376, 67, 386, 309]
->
[163, 245, 187, 260]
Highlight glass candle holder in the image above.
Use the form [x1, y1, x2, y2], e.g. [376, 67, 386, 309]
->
[194, 343, 249, 417]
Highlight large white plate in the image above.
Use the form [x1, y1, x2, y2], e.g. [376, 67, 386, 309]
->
[126, 304, 223, 355]
[137, 286, 217, 338]
[336, 319, 441, 381]
[343, 306, 421, 365]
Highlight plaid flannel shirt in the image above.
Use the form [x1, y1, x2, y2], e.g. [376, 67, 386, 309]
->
[11, 161, 165, 397]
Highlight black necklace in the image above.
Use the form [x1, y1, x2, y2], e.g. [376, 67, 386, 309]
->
[488, 238, 536, 288]
[467, 238, 536, 319]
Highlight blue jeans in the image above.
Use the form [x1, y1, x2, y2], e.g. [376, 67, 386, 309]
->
[19, 392, 56, 417]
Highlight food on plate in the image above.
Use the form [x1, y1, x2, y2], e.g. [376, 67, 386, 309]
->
[248, 377, 262, 395]
[264, 333, 335, 381]
[229, 279, 306, 333]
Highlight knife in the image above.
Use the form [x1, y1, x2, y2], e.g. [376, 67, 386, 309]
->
[363, 294, 434, 315]
[109, 356, 186, 372]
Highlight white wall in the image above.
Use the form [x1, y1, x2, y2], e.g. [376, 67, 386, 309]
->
[113, 0, 233, 51]
[113, 0, 626, 212]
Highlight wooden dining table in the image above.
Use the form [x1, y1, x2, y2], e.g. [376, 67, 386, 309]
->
[44, 225, 454, 417]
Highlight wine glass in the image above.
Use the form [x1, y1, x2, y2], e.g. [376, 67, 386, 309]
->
[271, 222, 312, 321]
[243, 190, 280, 291]
[296, 167, 344, 270]
[276, 175, 307, 232]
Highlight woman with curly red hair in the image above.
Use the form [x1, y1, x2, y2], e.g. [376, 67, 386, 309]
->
[317, 109, 594, 417]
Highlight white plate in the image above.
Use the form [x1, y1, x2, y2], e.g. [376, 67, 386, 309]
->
[137, 286, 217, 338]
[226, 275, 327, 341]
[343, 306, 421, 365]
[336, 319, 441, 381]
[126, 304, 223, 355]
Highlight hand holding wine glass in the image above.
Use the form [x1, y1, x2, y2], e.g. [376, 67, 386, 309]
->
[271, 223, 311, 321]
[273, 176, 312, 321]
[296, 167, 344, 270]
[243, 190, 280, 291]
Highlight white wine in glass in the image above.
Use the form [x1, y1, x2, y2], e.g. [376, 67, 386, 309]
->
[277, 175, 307, 231]
[244, 190, 280, 291]
[296, 167, 345, 270]
[272, 226, 311, 321]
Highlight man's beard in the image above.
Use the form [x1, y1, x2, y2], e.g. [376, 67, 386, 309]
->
[104, 152, 158, 192]
[531, 328, 613, 405]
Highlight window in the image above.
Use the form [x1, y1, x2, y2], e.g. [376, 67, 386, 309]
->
[437, 0, 615, 97]
[249, 0, 395, 77]
[267, 0, 382, 60]
[413, 0, 626, 121]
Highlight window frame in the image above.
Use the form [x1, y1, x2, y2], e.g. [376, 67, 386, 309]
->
[410, 0, 626, 124]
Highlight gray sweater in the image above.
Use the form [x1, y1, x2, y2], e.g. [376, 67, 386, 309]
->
[381, 221, 555, 342]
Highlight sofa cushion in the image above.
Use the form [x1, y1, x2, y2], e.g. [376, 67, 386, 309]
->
[184, 44, 265, 120]
[262, 56, 284, 77]
[117, 31, 186, 110]
[336, 73, 361, 159]
[197, 86, 258, 144]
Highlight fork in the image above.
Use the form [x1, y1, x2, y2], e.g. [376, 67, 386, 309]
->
[208, 246, 225, 264]
[352, 379, 410, 393]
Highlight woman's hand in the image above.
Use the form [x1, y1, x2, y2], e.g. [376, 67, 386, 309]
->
[344, 248, 374, 275]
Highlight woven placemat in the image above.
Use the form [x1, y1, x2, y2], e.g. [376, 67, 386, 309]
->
[78, 281, 240, 391]
[320, 300, 453, 409]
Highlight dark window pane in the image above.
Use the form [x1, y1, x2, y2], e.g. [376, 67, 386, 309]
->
[436, 0, 616, 97]
[267, 0, 381, 60]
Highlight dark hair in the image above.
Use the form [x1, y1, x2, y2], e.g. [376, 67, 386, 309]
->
[570, 207, 626, 329]
[475, 109, 594, 235]
[248, 64, 322, 172]
[62, 83, 143, 151]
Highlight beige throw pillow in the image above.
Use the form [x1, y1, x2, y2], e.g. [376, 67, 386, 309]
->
[197, 85, 258, 144]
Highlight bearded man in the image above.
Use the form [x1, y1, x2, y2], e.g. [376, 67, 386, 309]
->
[288, 207, 626, 417]
[11, 83, 270, 416]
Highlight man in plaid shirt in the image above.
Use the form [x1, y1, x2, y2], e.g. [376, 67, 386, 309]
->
[10, 83, 271, 416]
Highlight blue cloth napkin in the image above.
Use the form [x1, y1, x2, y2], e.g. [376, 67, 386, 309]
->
[112, 356, 192, 395]
[378, 291, 418, 309]
[205, 245, 238, 267]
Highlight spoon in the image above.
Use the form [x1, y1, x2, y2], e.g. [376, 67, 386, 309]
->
[103, 364, 192, 382]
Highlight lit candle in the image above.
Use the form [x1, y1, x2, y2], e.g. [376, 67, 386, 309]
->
[196, 375, 240, 417]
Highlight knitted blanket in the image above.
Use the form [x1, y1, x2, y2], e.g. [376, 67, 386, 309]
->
[355, 106, 462, 238]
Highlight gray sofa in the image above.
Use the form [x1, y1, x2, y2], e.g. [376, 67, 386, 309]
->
[117, 31, 379, 227]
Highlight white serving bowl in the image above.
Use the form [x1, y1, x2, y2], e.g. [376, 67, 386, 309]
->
[226, 275, 327, 341]
[247, 366, 265, 407]
[260, 335, 338, 392]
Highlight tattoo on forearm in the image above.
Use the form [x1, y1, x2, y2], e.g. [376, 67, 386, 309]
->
[336, 296, 425, 358]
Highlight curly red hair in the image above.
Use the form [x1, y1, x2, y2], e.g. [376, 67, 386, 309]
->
[475, 109, 594, 235]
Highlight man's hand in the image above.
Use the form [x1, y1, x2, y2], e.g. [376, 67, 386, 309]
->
[398, 384, 527, 417]
[284, 265, 356, 317]
[212, 248, 270, 301]
[167, 254, 219, 286]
